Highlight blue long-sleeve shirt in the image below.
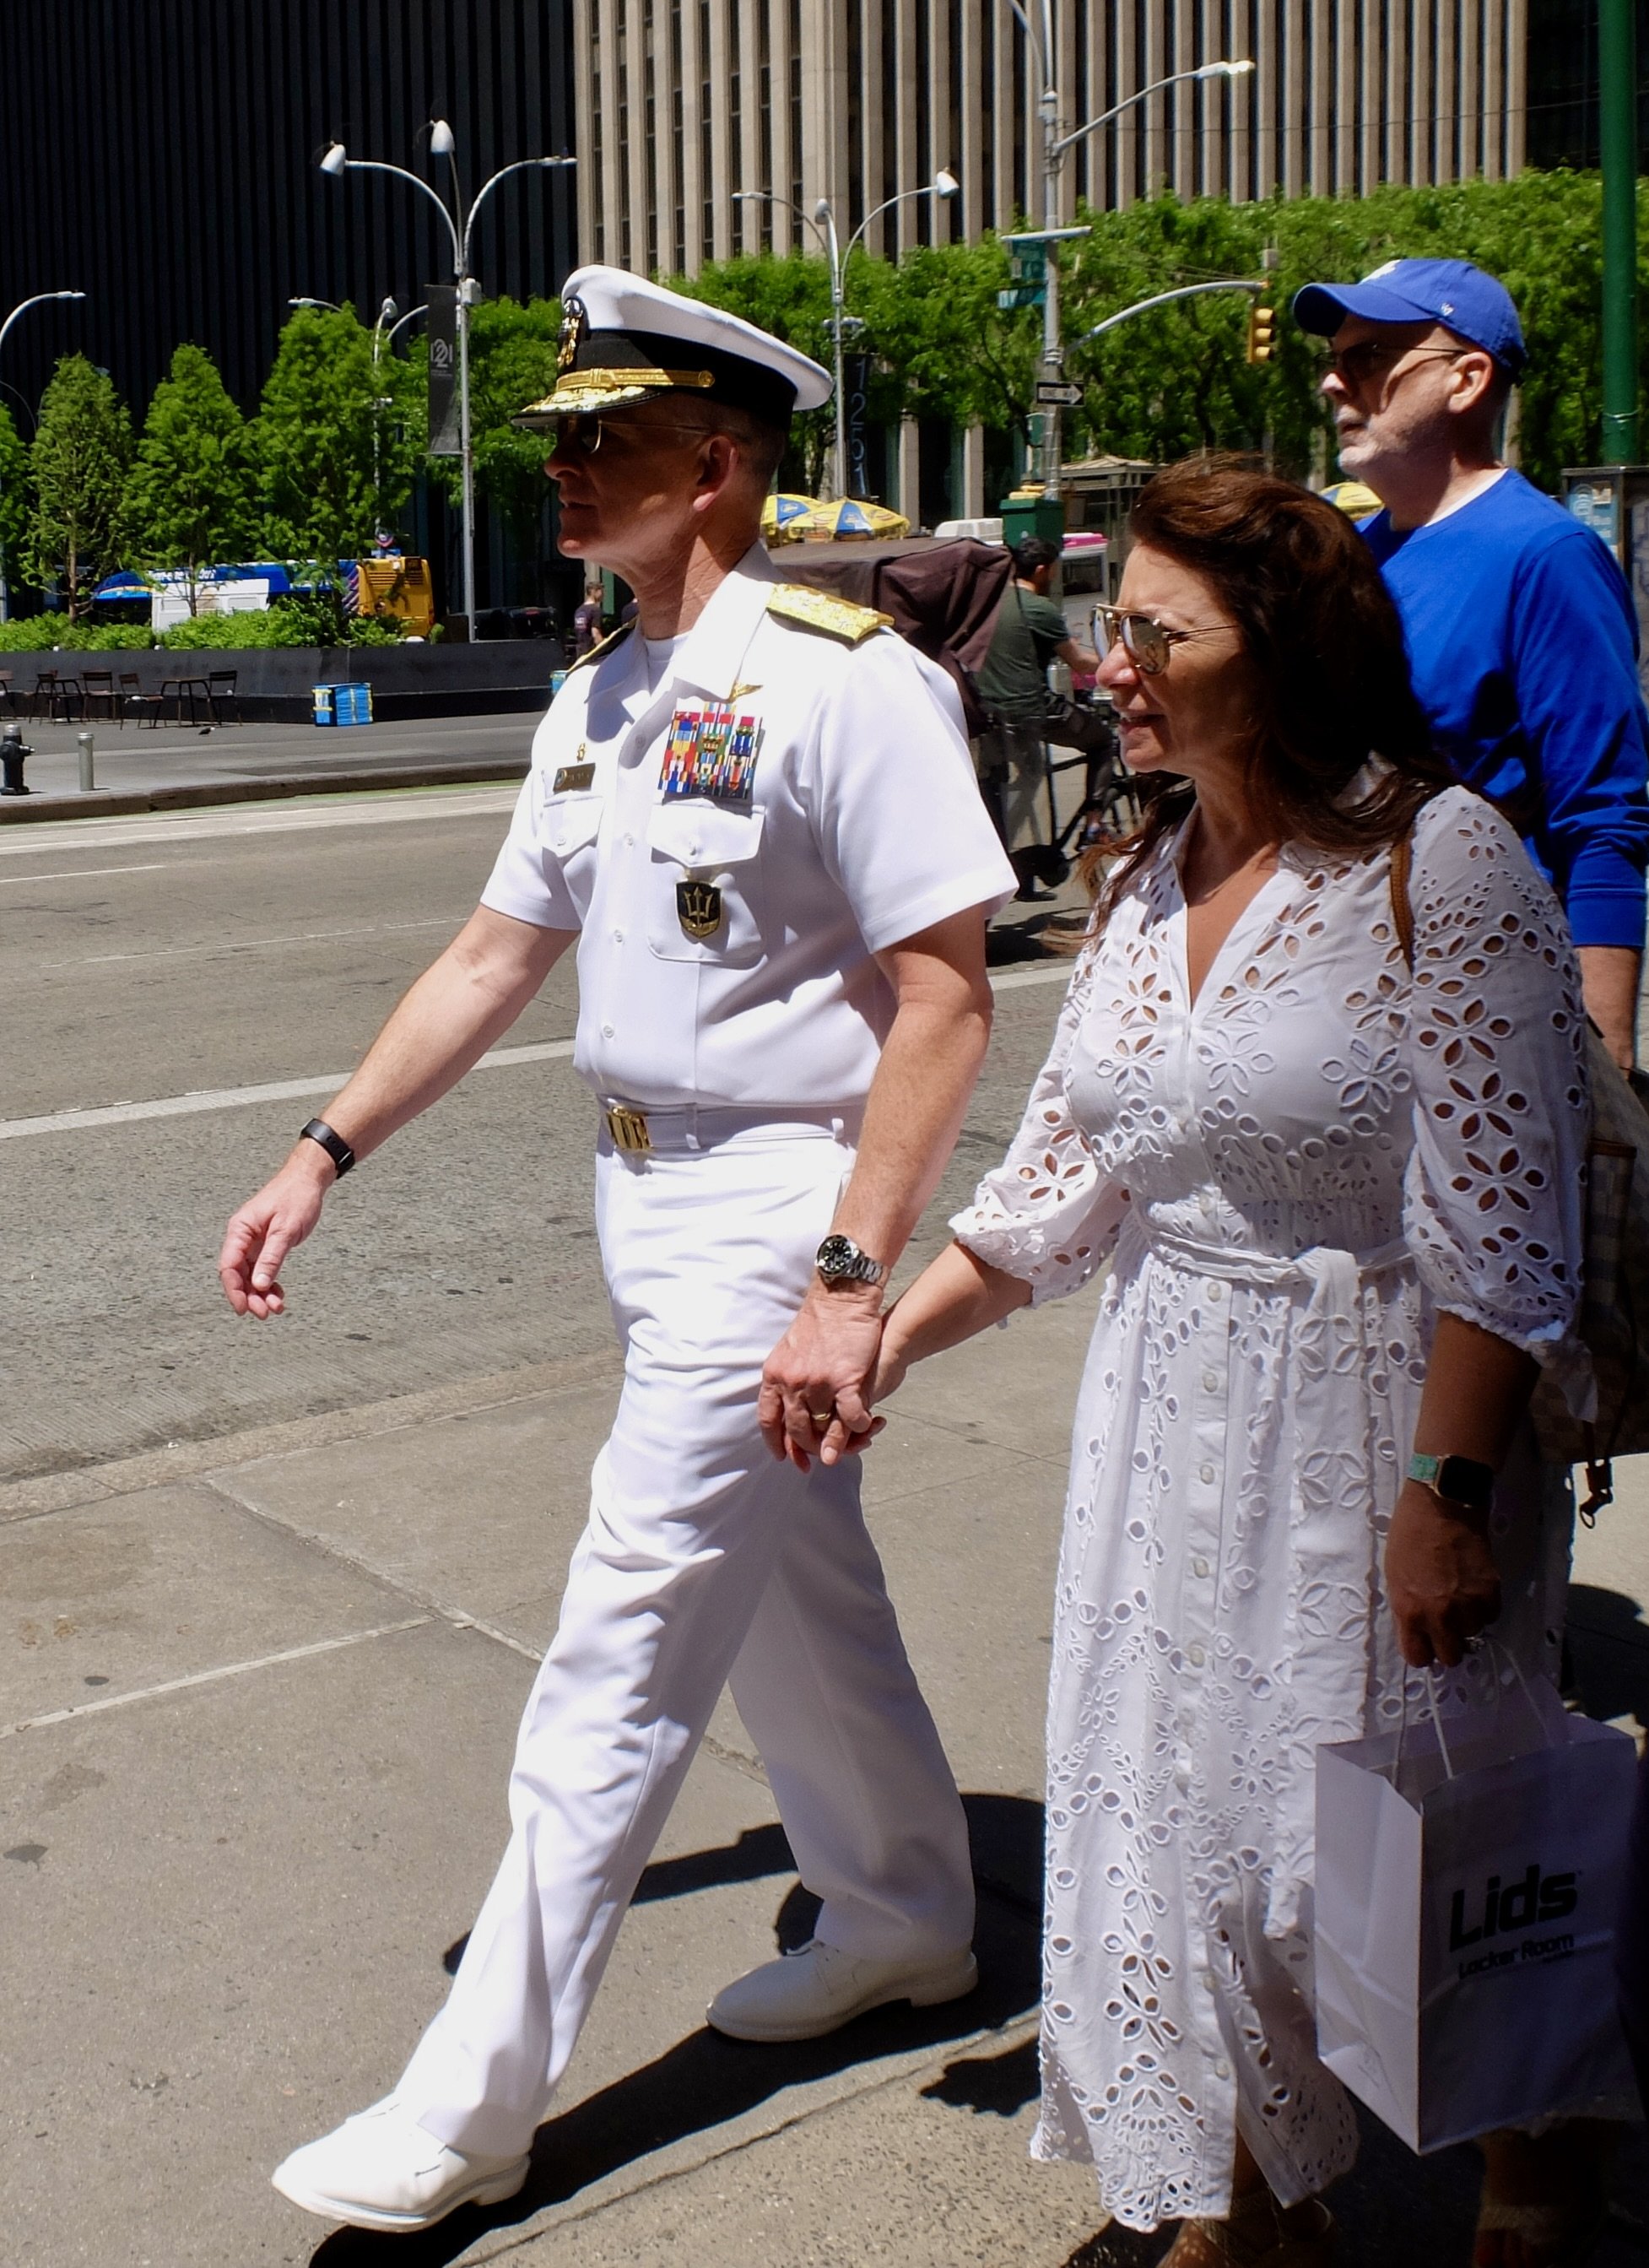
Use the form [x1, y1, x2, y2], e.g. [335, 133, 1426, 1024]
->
[1362, 469, 1649, 949]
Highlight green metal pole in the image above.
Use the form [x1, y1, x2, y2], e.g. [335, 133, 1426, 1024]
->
[1600, 0, 1640, 463]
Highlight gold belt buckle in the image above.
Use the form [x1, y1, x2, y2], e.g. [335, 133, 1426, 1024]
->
[604, 1104, 651, 1155]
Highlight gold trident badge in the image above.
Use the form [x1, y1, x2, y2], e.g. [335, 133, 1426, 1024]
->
[676, 878, 723, 939]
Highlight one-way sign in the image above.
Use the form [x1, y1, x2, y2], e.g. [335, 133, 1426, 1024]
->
[1035, 379, 1083, 407]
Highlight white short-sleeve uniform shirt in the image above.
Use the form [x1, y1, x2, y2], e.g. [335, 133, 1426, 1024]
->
[483, 543, 1015, 1111]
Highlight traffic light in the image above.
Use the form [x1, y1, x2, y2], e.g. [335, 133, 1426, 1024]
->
[1246, 300, 1276, 365]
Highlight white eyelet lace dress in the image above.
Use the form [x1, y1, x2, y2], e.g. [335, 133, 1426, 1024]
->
[949, 788, 1592, 2231]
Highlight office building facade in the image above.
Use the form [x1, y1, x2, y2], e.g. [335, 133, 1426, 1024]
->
[570, 0, 1533, 277]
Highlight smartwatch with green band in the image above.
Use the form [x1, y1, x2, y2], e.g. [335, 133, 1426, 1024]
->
[1407, 1451, 1495, 1517]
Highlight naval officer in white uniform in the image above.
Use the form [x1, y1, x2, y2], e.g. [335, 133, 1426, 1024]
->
[219, 268, 1017, 2234]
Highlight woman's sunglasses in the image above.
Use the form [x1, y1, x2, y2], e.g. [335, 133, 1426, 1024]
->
[1091, 604, 1236, 677]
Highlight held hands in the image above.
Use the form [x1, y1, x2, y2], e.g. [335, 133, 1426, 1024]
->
[758, 1281, 902, 1470]
[217, 1145, 335, 1318]
[1383, 1480, 1502, 1670]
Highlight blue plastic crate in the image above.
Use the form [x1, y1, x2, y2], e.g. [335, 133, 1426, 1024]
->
[311, 682, 373, 728]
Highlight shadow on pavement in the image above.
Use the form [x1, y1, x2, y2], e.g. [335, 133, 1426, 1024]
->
[311, 1794, 1044, 2265]
[1566, 1584, 1649, 1733]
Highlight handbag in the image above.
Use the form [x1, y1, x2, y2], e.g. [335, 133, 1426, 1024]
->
[1315, 1659, 1637, 2152]
[1390, 825, 1649, 1513]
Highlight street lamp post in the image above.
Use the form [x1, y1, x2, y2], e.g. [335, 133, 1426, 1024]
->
[1003, 3, 1253, 498]
[321, 130, 576, 640]
[0, 290, 85, 621]
[734, 171, 959, 499]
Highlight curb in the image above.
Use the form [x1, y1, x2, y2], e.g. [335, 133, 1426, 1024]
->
[0, 755, 530, 825]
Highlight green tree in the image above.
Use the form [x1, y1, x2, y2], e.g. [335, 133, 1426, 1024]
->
[27, 355, 134, 623]
[0, 405, 31, 614]
[251, 306, 419, 567]
[123, 344, 256, 614]
[413, 295, 568, 565]
[669, 253, 837, 488]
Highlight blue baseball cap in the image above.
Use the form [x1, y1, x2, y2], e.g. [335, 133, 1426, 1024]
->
[1292, 257, 1527, 376]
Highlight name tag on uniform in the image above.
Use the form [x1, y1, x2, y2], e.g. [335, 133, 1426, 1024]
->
[553, 761, 596, 792]
[661, 704, 763, 805]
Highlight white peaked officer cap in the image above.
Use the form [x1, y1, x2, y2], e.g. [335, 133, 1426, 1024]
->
[514, 264, 833, 430]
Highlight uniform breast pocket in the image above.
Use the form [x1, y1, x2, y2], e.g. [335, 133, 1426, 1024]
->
[542, 792, 603, 925]
[644, 803, 767, 965]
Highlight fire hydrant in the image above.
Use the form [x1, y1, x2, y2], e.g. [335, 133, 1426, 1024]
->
[0, 722, 30, 795]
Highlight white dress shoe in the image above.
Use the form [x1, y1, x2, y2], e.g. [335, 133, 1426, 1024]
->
[706, 1937, 979, 2043]
[271, 2096, 530, 2233]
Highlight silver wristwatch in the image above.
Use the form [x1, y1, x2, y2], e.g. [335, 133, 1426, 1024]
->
[815, 1233, 887, 1287]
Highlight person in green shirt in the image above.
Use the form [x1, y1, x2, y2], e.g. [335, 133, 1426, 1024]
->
[974, 536, 1101, 885]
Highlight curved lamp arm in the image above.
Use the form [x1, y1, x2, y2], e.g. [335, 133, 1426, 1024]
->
[323, 149, 462, 273]
[734, 187, 828, 253]
[0, 290, 85, 361]
[841, 172, 959, 273]
[1049, 59, 1253, 160]
[462, 156, 577, 270]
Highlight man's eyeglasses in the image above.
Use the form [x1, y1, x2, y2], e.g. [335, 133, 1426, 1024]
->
[551, 412, 712, 458]
[1315, 341, 1469, 391]
[1091, 604, 1237, 678]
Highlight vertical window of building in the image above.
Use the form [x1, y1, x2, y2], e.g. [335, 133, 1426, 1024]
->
[592, 0, 606, 260]
[949, 0, 963, 231]
[915, 0, 932, 239]
[881, 2, 897, 226]
[789, 0, 803, 214]
[979, 0, 995, 230]
[847, 0, 866, 232]
[644, 0, 659, 273]
[617, 0, 632, 265]
[729, 0, 743, 215]
[700, 0, 714, 263]
[759, 4, 773, 248]
[671, 0, 685, 270]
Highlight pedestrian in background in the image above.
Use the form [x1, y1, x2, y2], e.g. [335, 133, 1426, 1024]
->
[570, 576, 605, 656]
[861, 463, 1595, 2265]
[219, 268, 1013, 2235]
[975, 533, 1100, 882]
[1295, 257, 1649, 1069]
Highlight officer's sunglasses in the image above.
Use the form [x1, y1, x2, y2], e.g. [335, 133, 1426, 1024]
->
[1315, 341, 1469, 391]
[553, 412, 714, 457]
[1091, 604, 1238, 678]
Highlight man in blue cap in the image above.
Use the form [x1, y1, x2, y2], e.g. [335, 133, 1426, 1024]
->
[1295, 257, 1648, 1068]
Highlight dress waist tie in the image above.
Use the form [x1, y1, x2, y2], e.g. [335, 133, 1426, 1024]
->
[1116, 1215, 1411, 1937]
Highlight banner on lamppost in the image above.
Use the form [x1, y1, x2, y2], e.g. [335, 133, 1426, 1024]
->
[426, 284, 460, 457]
[844, 354, 870, 499]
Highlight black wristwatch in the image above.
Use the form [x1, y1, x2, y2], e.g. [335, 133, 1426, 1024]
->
[1408, 1452, 1495, 1518]
[300, 1118, 355, 1177]
[815, 1233, 886, 1288]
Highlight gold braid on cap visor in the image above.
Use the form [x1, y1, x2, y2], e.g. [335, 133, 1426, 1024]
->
[514, 366, 716, 427]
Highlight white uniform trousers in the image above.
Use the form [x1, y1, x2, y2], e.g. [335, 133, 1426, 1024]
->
[394, 1120, 976, 2159]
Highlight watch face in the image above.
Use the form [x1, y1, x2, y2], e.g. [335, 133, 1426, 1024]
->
[1435, 1455, 1493, 1510]
[816, 1235, 857, 1277]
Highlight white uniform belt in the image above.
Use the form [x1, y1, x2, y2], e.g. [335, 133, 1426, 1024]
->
[599, 1097, 861, 1156]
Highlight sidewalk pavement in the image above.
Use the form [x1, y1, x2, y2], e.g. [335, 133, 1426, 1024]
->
[0, 713, 538, 820]
[4, 1289, 1646, 2267]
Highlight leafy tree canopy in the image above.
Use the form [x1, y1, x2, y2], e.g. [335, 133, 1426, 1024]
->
[251, 306, 420, 565]
[124, 344, 256, 610]
[27, 355, 134, 622]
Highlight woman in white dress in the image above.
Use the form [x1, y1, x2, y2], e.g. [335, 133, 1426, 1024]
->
[867, 464, 1592, 2264]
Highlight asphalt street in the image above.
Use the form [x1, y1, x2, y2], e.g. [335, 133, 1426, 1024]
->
[0, 784, 1073, 1485]
[4, 783, 1647, 2266]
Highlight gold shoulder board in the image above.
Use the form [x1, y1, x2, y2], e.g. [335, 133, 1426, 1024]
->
[765, 583, 893, 646]
[567, 620, 637, 674]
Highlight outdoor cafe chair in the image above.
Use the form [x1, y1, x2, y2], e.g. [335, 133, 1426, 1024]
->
[119, 671, 165, 728]
[31, 670, 84, 723]
[80, 668, 122, 722]
[205, 668, 241, 725]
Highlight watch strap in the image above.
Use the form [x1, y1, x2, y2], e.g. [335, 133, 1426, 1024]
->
[815, 1233, 886, 1286]
[300, 1118, 355, 1177]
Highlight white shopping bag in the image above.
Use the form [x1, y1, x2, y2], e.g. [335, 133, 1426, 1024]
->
[1314, 1670, 1637, 2152]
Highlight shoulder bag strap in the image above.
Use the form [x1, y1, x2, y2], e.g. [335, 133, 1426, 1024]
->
[1388, 820, 1416, 970]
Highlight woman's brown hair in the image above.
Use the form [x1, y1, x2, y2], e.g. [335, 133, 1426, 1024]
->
[1084, 457, 1453, 921]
